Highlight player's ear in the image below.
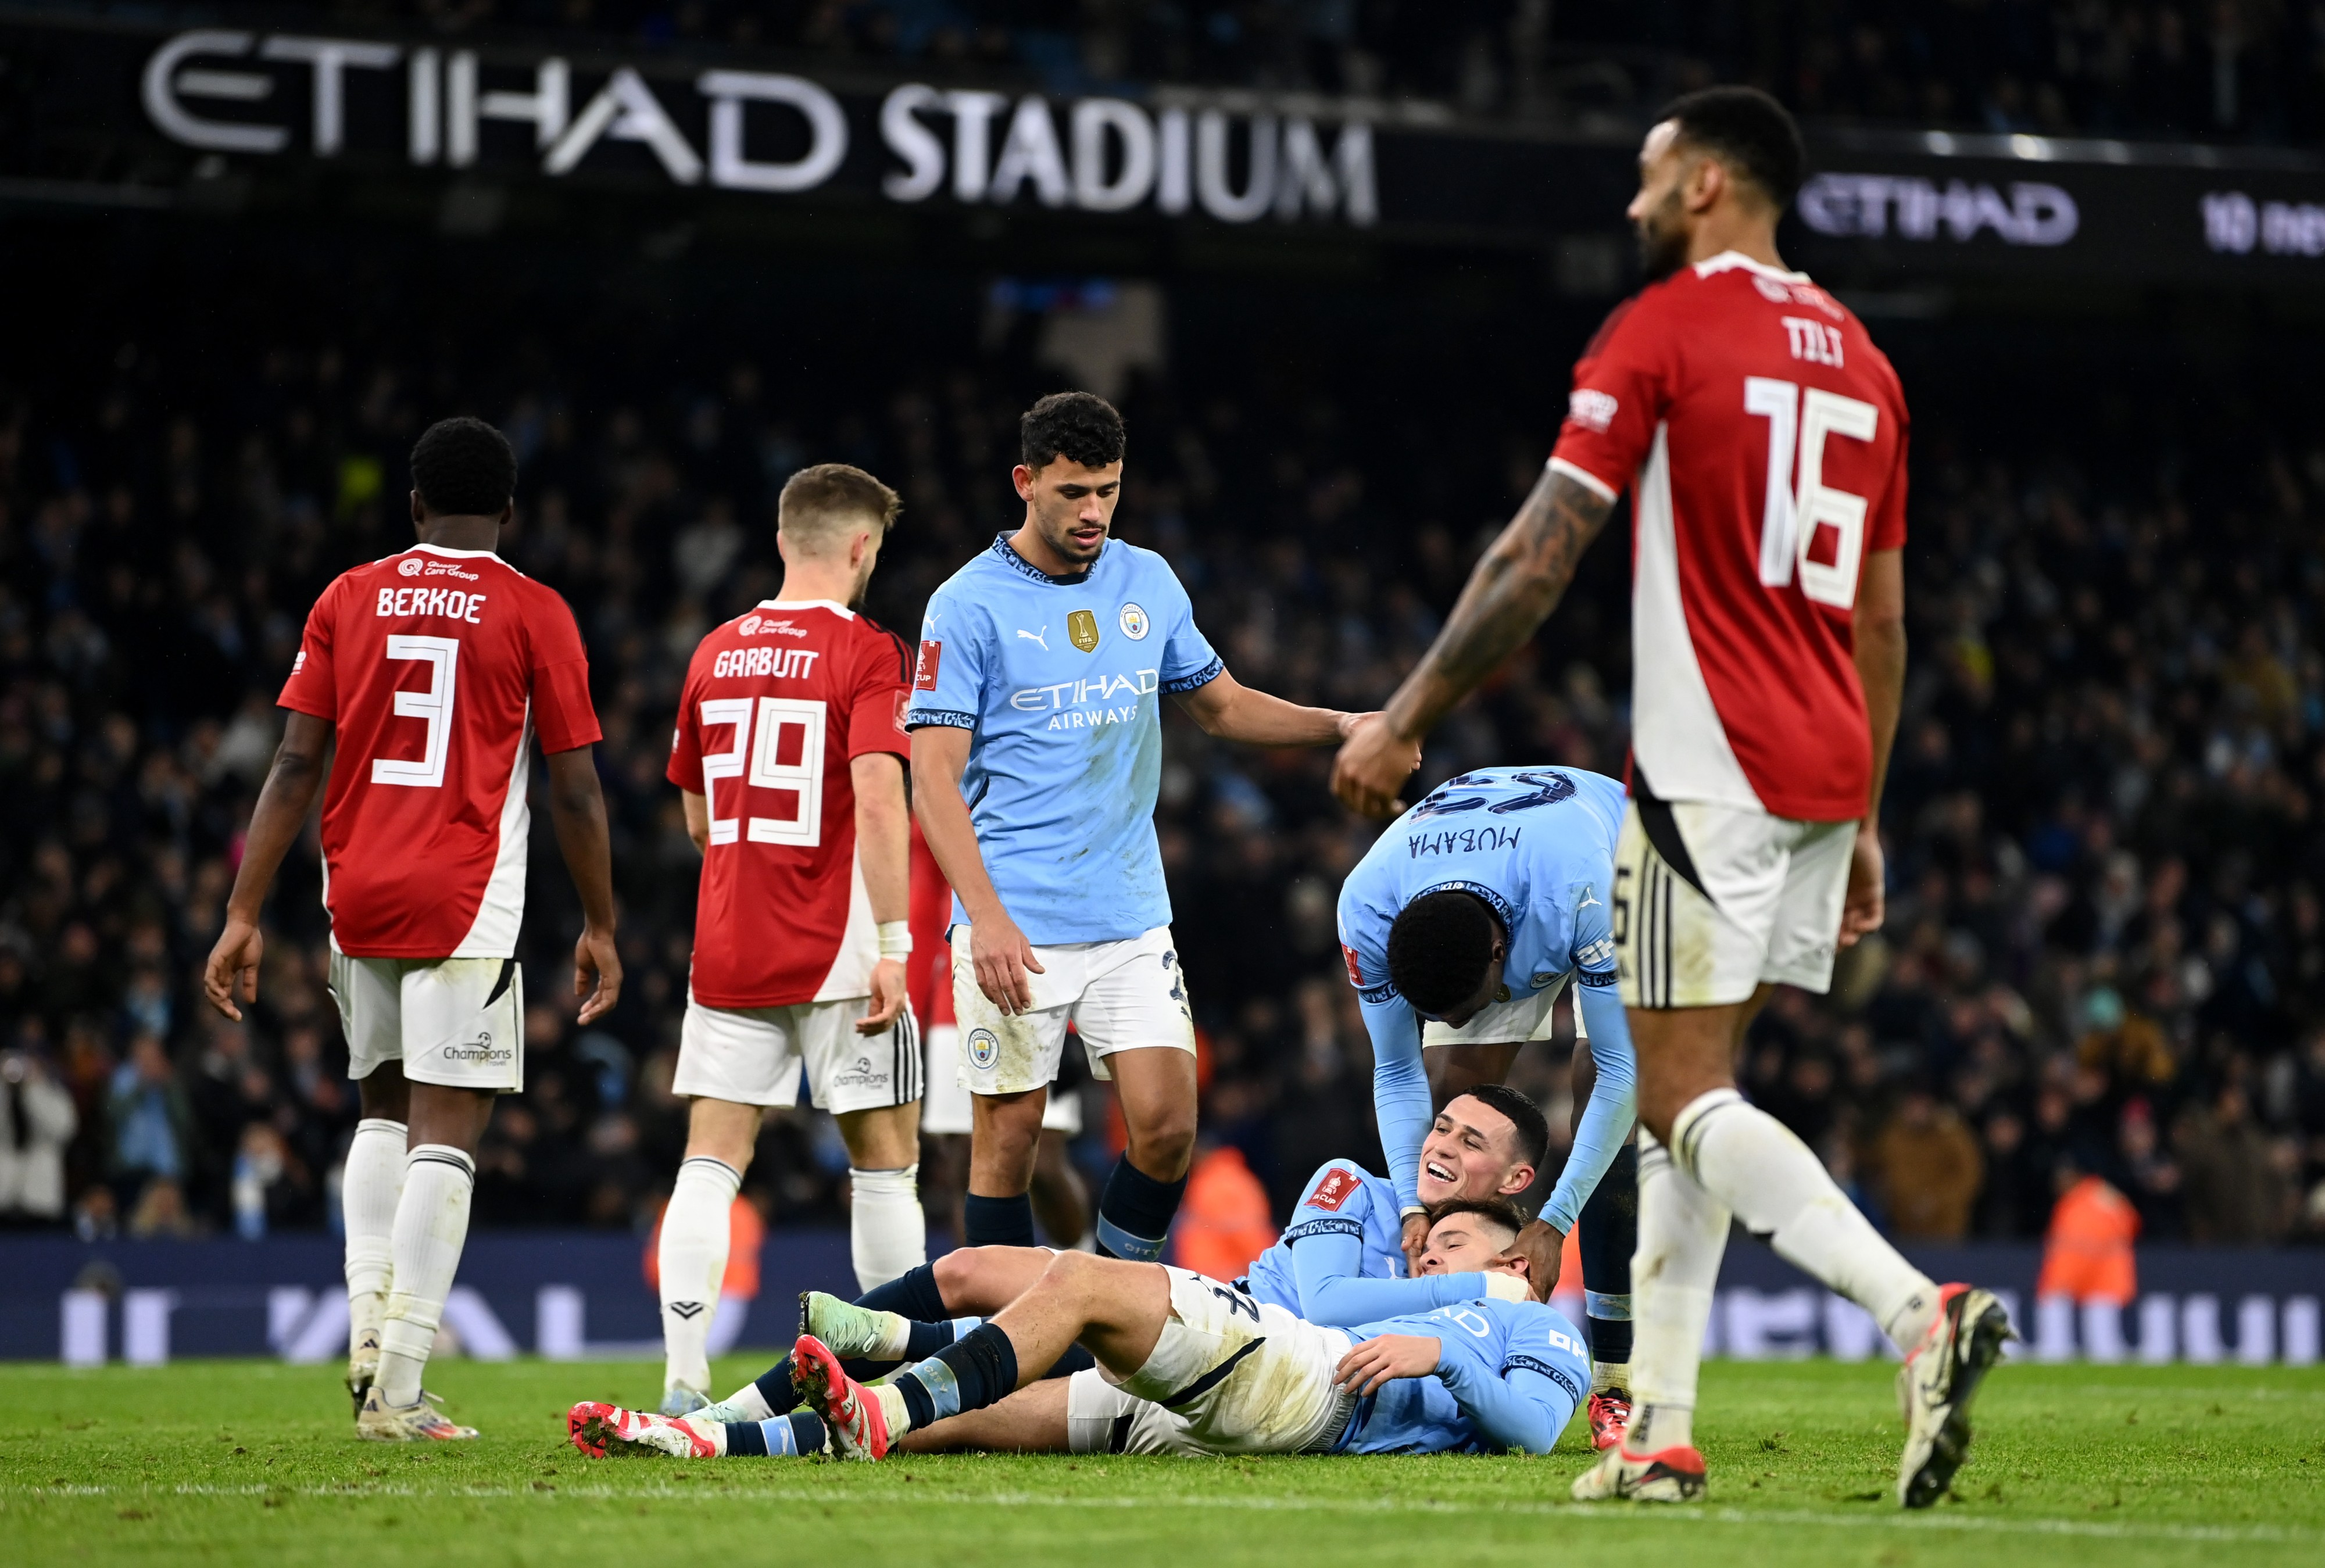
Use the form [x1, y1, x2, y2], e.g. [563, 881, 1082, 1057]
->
[1500, 1162, 1536, 1196]
[1012, 463, 1036, 500]
[410, 489, 427, 531]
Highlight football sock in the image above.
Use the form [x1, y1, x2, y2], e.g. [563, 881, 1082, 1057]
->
[858, 1261, 950, 1321]
[1672, 1089, 1941, 1351]
[342, 1117, 407, 1361]
[1626, 1132, 1725, 1452]
[659, 1155, 742, 1397]
[1579, 1143, 1637, 1370]
[1593, 1361, 1632, 1395]
[848, 1164, 928, 1291]
[734, 1315, 978, 1417]
[892, 1323, 1020, 1433]
[1093, 1155, 1186, 1262]
[722, 1412, 828, 1457]
[964, 1191, 1037, 1248]
[376, 1144, 475, 1408]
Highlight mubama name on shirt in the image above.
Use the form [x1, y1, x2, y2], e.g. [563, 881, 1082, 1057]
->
[906, 535, 1221, 945]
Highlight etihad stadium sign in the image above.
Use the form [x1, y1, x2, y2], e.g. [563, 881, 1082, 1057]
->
[135, 27, 1378, 227]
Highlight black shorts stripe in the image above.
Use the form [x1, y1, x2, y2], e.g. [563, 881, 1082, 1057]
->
[484, 958, 516, 1005]
[1632, 766, 1711, 903]
[1156, 1338, 1266, 1409]
[1107, 1412, 1136, 1454]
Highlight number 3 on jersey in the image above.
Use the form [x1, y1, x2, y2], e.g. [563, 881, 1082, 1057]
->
[699, 697, 827, 847]
[373, 635, 459, 788]
[1743, 377, 1879, 610]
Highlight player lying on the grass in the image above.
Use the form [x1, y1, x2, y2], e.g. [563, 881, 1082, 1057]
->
[1337, 762, 1642, 1445]
[574, 1198, 1589, 1460]
[566, 1089, 1552, 1458]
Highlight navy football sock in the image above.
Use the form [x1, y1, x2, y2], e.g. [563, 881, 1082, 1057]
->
[754, 1358, 802, 1415]
[857, 1262, 949, 1322]
[722, 1412, 828, 1456]
[1093, 1156, 1186, 1261]
[894, 1323, 1021, 1429]
[1579, 1143, 1637, 1370]
[964, 1192, 1037, 1247]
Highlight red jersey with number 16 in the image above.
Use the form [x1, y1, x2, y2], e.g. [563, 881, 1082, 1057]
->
[1548, 251, 1909, 823]
[278, 544, 602, 959]
[667, 600, 913, 1009]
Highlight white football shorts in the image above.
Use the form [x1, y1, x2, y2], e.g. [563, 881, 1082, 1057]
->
[1612, 790, 1855, 1009]
[1064, 1267, 1355, 1456]
[919, 1023, 1082, 1136]
[950, 925, 1194, 1098]
[330, 953, 524, 1093]
[674, 994, 921, 1115]
[1420, 970, 1591, 1047]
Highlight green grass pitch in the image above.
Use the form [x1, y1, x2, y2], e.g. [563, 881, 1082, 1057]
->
[2, 1357, 2318, 1566]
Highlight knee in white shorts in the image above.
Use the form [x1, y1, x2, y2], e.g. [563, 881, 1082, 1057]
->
[949, 926, 1194, 1098]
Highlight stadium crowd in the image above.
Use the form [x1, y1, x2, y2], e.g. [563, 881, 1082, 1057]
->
[344, 2, 2325, 146]
[1, 253, 2322, 1253]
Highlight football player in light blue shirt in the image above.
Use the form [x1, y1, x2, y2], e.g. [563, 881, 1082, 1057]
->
[1336, 764, 1641, 1445]
[908, 392, 1364, 1265]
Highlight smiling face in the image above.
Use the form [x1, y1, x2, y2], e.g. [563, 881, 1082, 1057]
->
[1414, 1093, 1538, 1207]
[1012, 456, 1122, 571]
[1415, 1211, 1523, 1276]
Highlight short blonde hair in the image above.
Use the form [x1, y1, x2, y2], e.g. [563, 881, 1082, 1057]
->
[778, 463, 901, 549]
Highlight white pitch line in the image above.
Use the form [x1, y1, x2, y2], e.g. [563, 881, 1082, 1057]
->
[2, 1483, 2313, 1545]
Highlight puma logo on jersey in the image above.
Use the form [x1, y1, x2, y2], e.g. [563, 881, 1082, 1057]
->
[1017, 627, 1050, 650]
[1577, 887, 1602, 910]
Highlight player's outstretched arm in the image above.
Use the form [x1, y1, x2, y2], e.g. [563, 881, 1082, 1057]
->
[545, 744, 623, 1025]
[1843, 546, 1907, 948]
[852, 751, 911, 1033]
[1171, 667, 1361, 747]
[1332, 468, 1615, 817]
[1428, 1345, 1579, 1456]
[910, 725, 1042, 1013]
[203, 711, 334, 1021]
[1355, 991, 1435, 1266]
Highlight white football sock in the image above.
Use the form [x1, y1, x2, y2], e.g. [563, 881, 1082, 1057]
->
[1593, 1361, 1632, 1394]
[848, 1164, 927, 1292]
[375, 1144, 475, 1407]
[717, 1380, 777, 1422]
[342, 1118, 406, 1362]
[1673, 1089, 1940, 1351]
[1627, 1132, 1726, 1454]
[660, 1155, 741, 1396]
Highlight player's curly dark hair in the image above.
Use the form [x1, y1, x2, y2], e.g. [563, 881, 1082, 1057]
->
[410, 416, 517, 517]
[1658, 85, 1806, 210]
[1385, 889, 1501, 1018]
[1021, 391, 1125, 471]
[1422, 1194, 1532, 1244]
[1456, 1083, 1551, 1173]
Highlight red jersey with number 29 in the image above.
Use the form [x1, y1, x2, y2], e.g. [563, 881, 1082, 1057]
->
[1549, 252, 1909, 823]
[667, 600, 912, 1009]
[278, 545, 602, 959]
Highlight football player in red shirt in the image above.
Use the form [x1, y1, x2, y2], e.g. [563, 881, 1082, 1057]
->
[1330, 89, 2005, 1508]
[205, 417, 621, 1440]
[656, 464, 922, 1415]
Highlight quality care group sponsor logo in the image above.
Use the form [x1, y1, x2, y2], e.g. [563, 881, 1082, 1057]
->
[138, 29, 1379, 228]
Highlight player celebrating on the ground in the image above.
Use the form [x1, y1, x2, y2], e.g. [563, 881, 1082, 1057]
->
[1336, 762, 1641, 1447]
[203, 417, 619, 1440]
[565, 1086, 1552, 1458]
[793, 1197, 1585, 1460]
[655, 463, 924, 1416]
[1326, 88, 2008, 1507]
[910, 392, 1364, 1263]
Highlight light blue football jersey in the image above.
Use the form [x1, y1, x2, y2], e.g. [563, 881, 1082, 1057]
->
[1336, 765, 1632, 1214]
[1242, 1159, 1519, 1326]
[1337, 1297, 1590, 1456]
[906, 535, 1221, 944]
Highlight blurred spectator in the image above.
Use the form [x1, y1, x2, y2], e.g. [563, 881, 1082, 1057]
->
[1173, 1143, 1280, 1283]
[0, 1047, 77, 1224]
[1869, 1084, 1984, 1240]
[2036, 1173, 2140, 1306]
[106, 1034, 192, 1212]
[2175, 1083, 2296, 1243]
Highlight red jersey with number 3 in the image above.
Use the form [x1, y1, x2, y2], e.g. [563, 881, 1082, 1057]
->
[1548, 252, 1909, 822]
[278, 545, 601, 958]
[667, 600, 912, 1009]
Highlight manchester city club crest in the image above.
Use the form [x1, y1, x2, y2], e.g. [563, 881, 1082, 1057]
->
[1119, 602, 1150, 639]
[1067, 608, 1100, 652]
[966, 1027, 1001, 1069]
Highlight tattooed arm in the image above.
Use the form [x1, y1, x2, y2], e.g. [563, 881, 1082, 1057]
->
[1330, 466, 1616, 817]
